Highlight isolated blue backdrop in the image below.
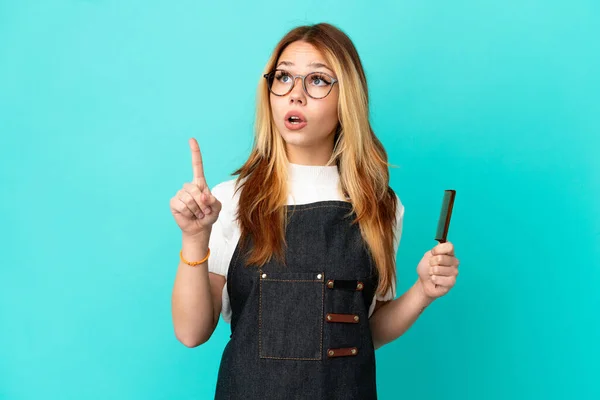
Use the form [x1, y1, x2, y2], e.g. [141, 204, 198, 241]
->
[1, 0, 598, 399]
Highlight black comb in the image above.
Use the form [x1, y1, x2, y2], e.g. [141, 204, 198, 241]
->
[435, 190, 456, 243]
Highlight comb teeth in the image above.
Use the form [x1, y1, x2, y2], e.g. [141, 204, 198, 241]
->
[435, 190, 456, 243]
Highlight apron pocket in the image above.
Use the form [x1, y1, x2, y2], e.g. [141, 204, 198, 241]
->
[259, 270, 324, 360]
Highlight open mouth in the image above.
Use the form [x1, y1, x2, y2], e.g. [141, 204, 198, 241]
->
[284, 111, 307, 130]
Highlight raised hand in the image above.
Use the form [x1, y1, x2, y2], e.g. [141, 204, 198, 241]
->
[170, 138, 222, 237]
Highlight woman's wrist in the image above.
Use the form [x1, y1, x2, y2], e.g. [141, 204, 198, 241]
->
[182, 228, 211, 242]
[413, 279, 435, 310]
[181, 231, 211, 260]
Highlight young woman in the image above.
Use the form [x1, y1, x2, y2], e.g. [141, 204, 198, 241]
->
[170, 22, 459, 400]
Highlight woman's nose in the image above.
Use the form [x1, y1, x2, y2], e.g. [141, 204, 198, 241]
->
[289, 76, 306, 104]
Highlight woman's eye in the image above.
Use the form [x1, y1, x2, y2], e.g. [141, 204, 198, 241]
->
[310, 74, 330, 86]
[275, 73, 292, 83]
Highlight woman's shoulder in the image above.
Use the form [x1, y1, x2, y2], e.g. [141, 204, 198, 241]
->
[389, 188, 404, 215]
[390, 189, 405, 235]
[395, 192, 404, 214]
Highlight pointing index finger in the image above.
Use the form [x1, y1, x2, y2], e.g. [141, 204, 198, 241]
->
[189, 138, 205, 184]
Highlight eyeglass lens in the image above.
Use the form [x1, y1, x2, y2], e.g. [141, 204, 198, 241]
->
[267, 70, 335, 98]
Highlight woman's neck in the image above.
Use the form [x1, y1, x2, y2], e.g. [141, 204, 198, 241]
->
[285, 141, 335, 166]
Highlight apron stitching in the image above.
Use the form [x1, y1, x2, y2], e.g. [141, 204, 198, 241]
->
[261, 279, 321, 282]
[320, 272, 324, 360]
[288, 204, 352, 212]
[229, 237, 243, 276]
[260, 356, 321, 361]
[258, 269, 262, 358]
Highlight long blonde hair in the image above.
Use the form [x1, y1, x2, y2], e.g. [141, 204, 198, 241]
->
[230, 23, 398, 298]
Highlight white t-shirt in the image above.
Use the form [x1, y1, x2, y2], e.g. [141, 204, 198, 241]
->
[208, 162, 405, 323]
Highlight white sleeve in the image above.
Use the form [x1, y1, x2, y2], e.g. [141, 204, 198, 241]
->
[207, 182, 233, 277]
[375, 193, 405, 301]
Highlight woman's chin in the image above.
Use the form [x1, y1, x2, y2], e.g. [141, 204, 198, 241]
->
[280, 130, 307, 142]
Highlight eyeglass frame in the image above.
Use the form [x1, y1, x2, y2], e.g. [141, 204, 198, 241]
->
[263, 69, 339, 99]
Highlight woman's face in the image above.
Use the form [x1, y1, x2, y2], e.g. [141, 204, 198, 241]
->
[269, 41, 340, 165]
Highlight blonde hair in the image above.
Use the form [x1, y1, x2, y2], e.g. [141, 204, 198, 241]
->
[230, 23, 399, 298]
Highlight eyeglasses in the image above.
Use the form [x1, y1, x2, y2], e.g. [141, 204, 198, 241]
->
[263, 69, 338, 99]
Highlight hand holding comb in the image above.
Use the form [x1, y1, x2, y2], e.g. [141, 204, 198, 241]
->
[416, 189, 460, 298]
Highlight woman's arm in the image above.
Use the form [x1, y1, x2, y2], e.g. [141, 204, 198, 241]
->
[369, 279, 434, 350]
[171, 231, 225, 347]
[369, 242, 459, 350]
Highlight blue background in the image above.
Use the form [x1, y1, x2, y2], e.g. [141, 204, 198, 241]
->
[1, 0, 598, 399]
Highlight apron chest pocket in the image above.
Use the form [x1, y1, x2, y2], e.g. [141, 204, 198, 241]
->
[258, 270, 324, 360]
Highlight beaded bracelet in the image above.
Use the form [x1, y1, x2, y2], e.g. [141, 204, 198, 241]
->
[180, 248, 210, 266]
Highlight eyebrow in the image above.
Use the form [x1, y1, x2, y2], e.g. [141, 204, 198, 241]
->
[276, 60, 334, 72]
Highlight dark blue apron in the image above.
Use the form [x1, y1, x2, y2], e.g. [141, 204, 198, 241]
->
[215, 200, 380, 399]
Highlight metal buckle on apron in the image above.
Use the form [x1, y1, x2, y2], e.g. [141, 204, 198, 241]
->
[326, 279, 364, 291]
[325, 313, 360, 323]
[327, 347, 359, 358]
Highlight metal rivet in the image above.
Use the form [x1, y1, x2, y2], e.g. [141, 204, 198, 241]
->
[356, 283, 364, 290]
[328, 350, 335, 356]
[327, 280, 334, 288]
[351, 348, 357, 355]
[317, 274, 322, 279]
[354, 315, 359, 322]
[261, 273, 267, 279]
[327, 315, 332, 321]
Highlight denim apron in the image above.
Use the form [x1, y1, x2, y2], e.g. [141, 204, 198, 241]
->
[215, 200, 379, 399]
